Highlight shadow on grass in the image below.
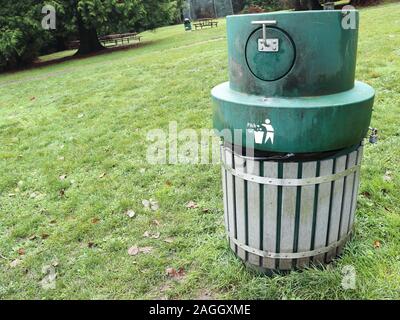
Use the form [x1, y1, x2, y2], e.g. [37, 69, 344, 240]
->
[1, 41, 155, 76]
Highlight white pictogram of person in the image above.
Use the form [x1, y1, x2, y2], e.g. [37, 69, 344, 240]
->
[262, 119, 274, 144]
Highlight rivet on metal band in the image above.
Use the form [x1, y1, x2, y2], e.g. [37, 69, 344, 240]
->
[229, 233, 352, 260]
[221, 161, 360, 187]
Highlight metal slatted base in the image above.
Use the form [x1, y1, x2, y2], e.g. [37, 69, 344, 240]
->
[221, 142, 364, 273]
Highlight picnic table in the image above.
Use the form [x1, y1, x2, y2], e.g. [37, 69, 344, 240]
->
[193, 18, 218, 30]
[99, 33, 142, 47]
[68, 33, 142, 50]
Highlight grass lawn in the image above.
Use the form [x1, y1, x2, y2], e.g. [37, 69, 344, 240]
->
[0, 3, 399, 300]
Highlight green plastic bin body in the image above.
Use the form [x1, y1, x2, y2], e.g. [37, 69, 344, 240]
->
[212, 10, 375, 273]
[184, 19, 192, 31]
[212, 10, 375, 154]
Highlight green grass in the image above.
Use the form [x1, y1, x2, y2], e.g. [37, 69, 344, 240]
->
[0, 4, 400, 300]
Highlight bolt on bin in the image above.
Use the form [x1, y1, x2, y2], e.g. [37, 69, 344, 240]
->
[184, 18, 192, 31]
[211, 10, 375, 273]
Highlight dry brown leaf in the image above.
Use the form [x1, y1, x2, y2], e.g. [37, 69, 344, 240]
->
[383, 171, 392, 182]
[374, 240, 381, 249]
[28, 235, 37, 241]
[142, 199, 159, 211]
[91, 218, 100, 224]
[88, 242, 96, 248]
[164, 238, 174, 244]
[186, 201, 198, 209]
[41, 233, 50, 240]
[166, 267, 185, 280]
[139, 247, 153, 254]
[151, 219, 160, 226]
[59, 189, 65, 197]
[17, 248, 25, 256]
[10, 259, 22, 268]
[30, 97, 36, 101]
[126, 210, 136, 218]
[202, 208, 210, 213]
[128, 246, 139, 256]
[143, 231, 160, 239]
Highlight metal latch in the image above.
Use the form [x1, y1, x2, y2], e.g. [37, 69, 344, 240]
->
[251, 20, 278, 52]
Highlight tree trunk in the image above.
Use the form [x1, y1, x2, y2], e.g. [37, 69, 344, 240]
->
[76, 14, 104, 55]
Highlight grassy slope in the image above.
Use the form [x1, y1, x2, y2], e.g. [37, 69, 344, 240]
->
[0, 4, 399, 299]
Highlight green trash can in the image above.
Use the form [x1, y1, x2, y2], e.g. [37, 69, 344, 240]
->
[212, 10, 375, 273]
[184, 18, 192, 31]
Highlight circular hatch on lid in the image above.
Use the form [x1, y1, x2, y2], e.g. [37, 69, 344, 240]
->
[245, 27, 296, 82]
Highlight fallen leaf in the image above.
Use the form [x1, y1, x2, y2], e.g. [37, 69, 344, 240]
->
[186, 201, 198, 209]
[40, 265, 57, 290]
[374, 240, 381, 249]
[41, 233, 50, 240]
[30, 96, 36, 101]
[91, 218, 100, 224]
[143, 231, 160, 239]
[88, 242, 96, 248]
[17, 248, 25, 256]
[128, 246, 139, 256]
[164, 238, 174, 244]
[28, 235, 37, 241]
[8, 193, 16, 197]
[142, 199, 159, 211]
[139, 247, 153, 254]
[10, 259, 22, 268]
[50, 219, 57, 224]
[151, 219, 160, 226]
[59, 189, 65, 197]
[361, 191, 371, 199]
[166, 267, 185, 280]
[126, 210, 136, 218]
[202, 208, 210, 213]
[383, 171, 392, 182]
[59, 175, 67, 181]
[99, 172, 107, 179]
[165, 180, 172, 186]
[128, 246, 153, 256]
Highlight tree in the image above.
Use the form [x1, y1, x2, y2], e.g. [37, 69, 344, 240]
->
[0, 0, 180, 71]
[59, 0, 175, 55]
[0, 1, 47, 71]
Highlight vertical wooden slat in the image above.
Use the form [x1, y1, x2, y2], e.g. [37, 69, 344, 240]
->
[348, 145, 364, 233]
[262, 162, 278, 270]
[221, 147, 229, 235]
[297, 162, 317, 268]
[326, 155, 347, 263]
[234, 155, 246, 260]
[246, 159, 261, 266]
[224, 148, 236, 253]
[313, 159, 334, 265]
[337, 150, 358, 255]
[279, 163, 298, 270]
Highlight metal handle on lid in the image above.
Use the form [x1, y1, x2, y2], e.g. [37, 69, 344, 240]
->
[251, 20, 277, 45]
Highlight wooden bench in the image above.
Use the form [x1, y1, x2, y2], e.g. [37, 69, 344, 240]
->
[193, 18, 218, 30]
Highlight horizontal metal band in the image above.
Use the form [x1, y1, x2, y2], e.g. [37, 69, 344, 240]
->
[229, 233, 352, 260]
[222, 161, 360, 187]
